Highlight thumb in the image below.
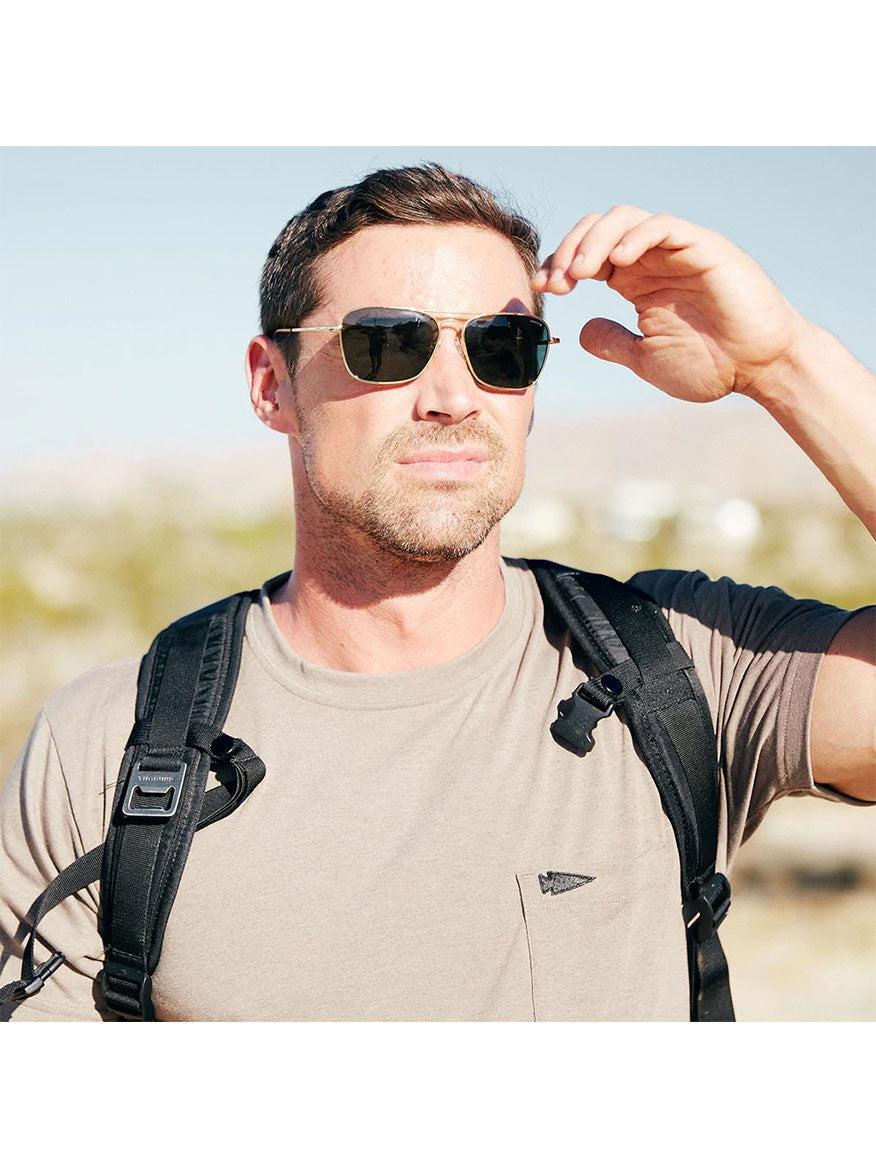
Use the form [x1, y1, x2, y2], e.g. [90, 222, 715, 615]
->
[579, 317, 642, 372]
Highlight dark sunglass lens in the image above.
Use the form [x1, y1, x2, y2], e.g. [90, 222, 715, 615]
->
[340, 309, 438, 383]
[464, 315, 550, 389]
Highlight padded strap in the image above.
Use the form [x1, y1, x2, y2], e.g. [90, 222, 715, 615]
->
[0, 728, 266, 1012]
[529, 559, 734, 1022]
[99, 589, 260, 1020]
[581, 569, 719, 885]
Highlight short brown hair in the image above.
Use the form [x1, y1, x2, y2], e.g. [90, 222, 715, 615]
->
[259, 162, 543, 376]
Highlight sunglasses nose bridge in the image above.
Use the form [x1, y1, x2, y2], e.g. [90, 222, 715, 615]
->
[412, 323, 483, 419]
[431, 319, 469, 364]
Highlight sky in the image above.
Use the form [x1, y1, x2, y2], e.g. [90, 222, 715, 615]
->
[2, 146, 873, 460]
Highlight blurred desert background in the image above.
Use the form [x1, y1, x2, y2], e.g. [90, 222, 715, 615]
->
[2, 399, 873, 1021]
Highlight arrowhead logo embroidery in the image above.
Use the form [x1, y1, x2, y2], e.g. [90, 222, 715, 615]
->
[538, 871, 596, 895]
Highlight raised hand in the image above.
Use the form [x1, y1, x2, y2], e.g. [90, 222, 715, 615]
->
[531, 206, 811, 404]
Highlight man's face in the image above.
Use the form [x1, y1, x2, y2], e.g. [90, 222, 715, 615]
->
[283, 223, 538, 563]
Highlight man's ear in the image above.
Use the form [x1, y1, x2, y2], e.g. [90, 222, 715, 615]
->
[246, 336, 299, 437]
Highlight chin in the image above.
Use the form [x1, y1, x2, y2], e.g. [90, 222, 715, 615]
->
[377, 527, 495, 564]
[309, 462, 522, 565]
[361, 494, 511, 564]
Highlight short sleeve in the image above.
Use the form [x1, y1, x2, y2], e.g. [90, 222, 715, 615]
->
[0, 712, 110, 1019]
[626, 569, 871, 867]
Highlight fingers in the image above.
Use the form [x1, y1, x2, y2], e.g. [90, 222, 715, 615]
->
[578, 318, 642, 373]
[605, 213, 699, 267]
[532, 212, 603, 294]
[566, 205, 654, 282]
[532, 207, 701, 295]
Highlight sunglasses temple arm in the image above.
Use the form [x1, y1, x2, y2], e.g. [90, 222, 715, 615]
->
[271, 326, 342, 335]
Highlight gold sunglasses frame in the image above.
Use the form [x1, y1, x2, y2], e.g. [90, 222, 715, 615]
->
[272, 307, 560, 391]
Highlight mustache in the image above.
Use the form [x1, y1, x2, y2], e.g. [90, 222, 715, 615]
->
[377, 420, 508, 465]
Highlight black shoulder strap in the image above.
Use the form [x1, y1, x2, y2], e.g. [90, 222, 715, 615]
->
[529, 558, 735, 1022]
[0, 588, 266, 1019]
[99, 589, 265, 1019]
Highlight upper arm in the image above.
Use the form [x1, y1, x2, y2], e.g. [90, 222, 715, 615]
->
[0, 710, 108, 1021]
[1, 659, 140, 1021]
[811, 607, 876, 801]
[626, 569, 874, 865]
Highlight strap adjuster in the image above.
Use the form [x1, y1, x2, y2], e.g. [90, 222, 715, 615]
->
[101, 961, 155, 1020]
[686, 872, 732, 941]
[121, 759, 187, 819]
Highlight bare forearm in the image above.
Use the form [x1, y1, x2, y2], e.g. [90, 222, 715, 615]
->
[741, 321, 876, 538]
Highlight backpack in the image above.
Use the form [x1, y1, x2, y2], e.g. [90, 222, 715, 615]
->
[1, 560, 734, 1021]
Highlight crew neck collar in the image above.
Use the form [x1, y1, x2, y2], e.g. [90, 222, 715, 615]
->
[245, 557, 530, 710]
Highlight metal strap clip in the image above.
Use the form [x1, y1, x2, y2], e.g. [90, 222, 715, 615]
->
[121, 759, 187, 819]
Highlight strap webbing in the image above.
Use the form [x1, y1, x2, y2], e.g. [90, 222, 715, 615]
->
[694, 933, 736, 1021]
[0, 847, 102, 1007]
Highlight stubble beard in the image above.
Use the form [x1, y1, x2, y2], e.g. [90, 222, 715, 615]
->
[299, 419, 523, 564]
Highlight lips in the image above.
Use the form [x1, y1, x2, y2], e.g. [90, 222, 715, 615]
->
[397, 448, 488, 464]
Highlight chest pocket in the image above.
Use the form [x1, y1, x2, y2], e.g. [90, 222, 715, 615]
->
[515, 841, 690, 1021]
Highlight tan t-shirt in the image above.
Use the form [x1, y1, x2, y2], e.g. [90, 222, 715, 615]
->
[0, 558, 865, 1021]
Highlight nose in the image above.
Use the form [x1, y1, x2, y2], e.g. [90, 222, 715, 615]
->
[412, 321, 481, 424]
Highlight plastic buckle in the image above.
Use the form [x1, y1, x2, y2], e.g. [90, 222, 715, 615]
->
[101, 961, 154, 1021]
[121, 759, 187, 819]
[13, 952, 66, 999]
[550, 674, 624, 757]
[686, 872, 732, 942]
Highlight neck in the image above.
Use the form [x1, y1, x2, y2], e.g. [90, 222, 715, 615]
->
[270, 522, 507, 673]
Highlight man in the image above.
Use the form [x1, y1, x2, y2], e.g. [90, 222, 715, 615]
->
[1, 163, 873, 1021]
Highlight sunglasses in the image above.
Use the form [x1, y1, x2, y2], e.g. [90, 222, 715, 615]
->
[272, 307, 560, 391]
